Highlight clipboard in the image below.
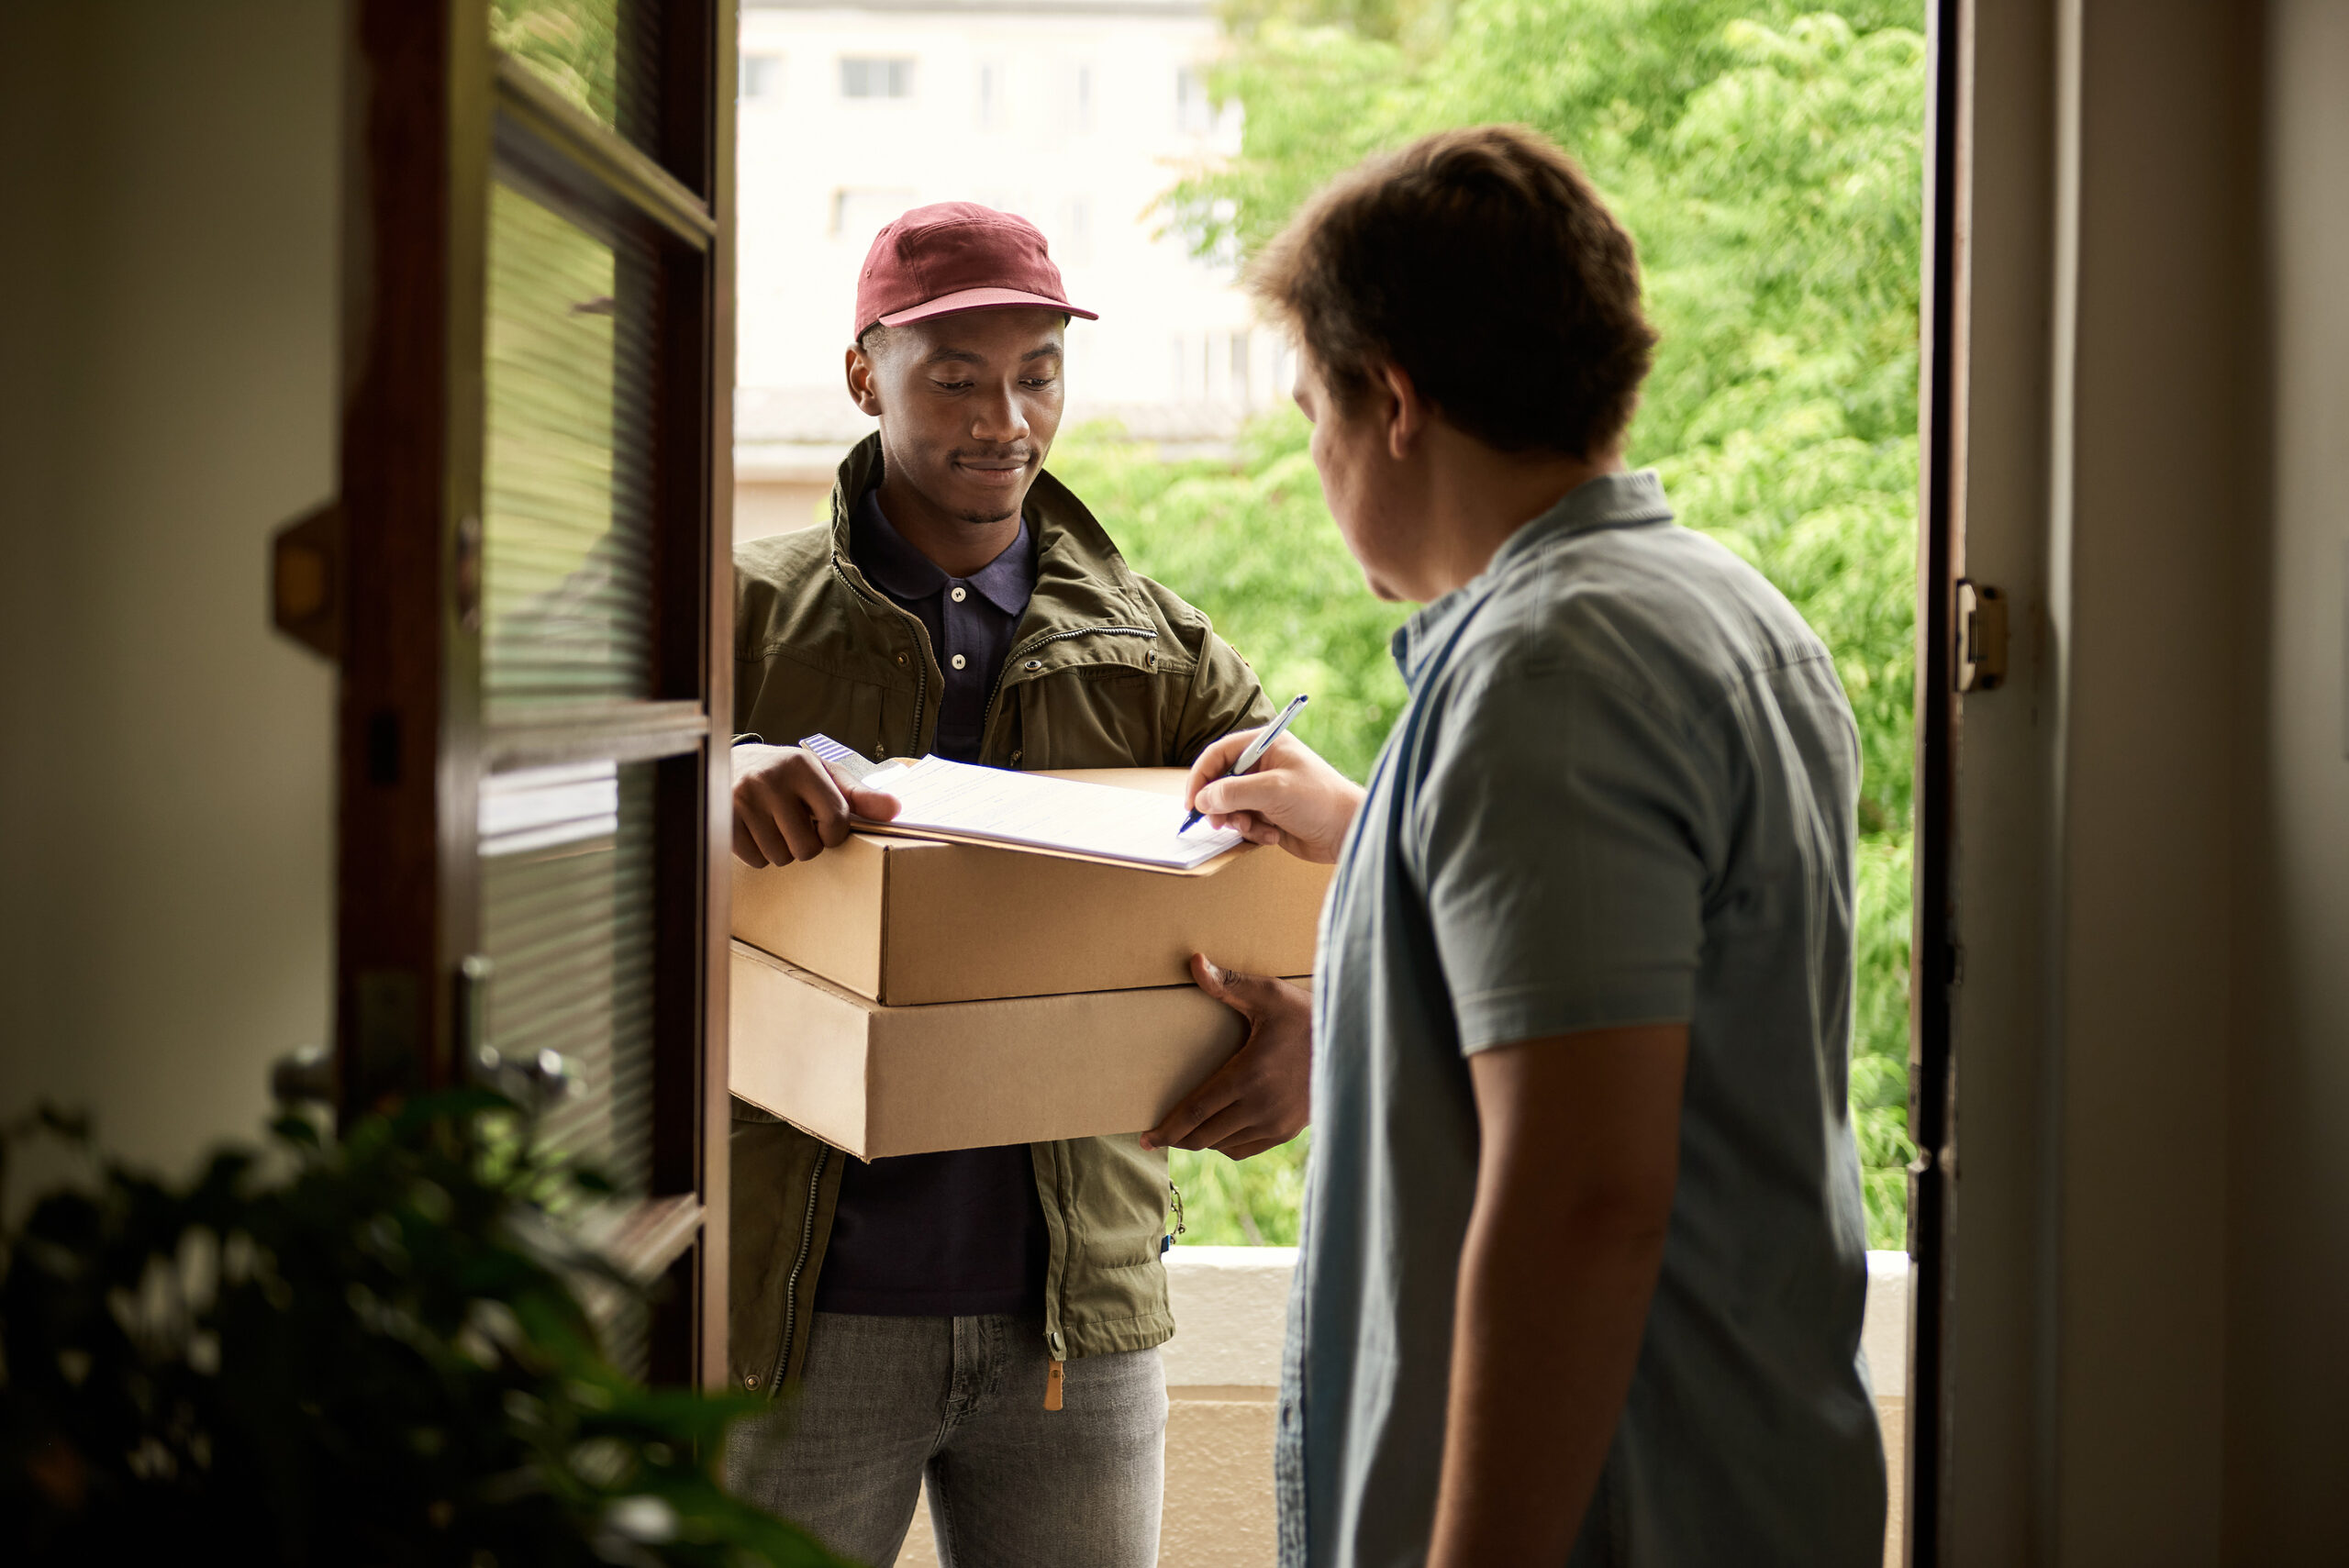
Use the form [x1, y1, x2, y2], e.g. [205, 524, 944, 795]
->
[801, 734, 1251, 877]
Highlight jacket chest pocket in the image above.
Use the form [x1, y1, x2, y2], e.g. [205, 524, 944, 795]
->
[1011, 668, 1163, 770]
[765, 670, 896, 762]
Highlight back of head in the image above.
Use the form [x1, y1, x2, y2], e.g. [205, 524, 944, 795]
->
[1249, 125, 1657, 462]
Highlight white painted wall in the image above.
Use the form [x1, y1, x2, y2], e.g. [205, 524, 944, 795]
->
[0, 0, 339, 1182]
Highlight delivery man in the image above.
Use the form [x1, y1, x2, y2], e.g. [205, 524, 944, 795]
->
[1172, 128, 1887, 1564]
[724, 202, 1305, 1568]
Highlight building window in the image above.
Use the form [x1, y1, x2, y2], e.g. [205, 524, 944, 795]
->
[740, 53, 783, 101]
[1073, 64, 1095, 134]
[833, 187, 918, 241]
[1227, 329, 1252, 403]
[1062, 198, 1094, 266]
[841, 57, 914, 100]
[1176, 64, 1211, 134]
[1177, 62, 1240, 139]
[977, 61, 1005, 130]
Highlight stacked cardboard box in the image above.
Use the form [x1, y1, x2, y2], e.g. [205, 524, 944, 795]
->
[729, 768, 1330, 1157]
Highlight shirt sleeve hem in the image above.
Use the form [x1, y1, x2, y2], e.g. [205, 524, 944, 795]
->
[1455, 982, 1695, 1055]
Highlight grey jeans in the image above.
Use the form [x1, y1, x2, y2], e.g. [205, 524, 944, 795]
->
[727, 1312, 1167, 1567]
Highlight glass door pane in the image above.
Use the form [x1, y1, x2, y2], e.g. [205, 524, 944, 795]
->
[477, 761, 659, 1197]
[483, 179, 662, 711]
[491, 0, 666, 154]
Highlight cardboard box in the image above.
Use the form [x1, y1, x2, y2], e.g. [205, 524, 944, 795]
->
[731, 768, 1332, 1006]
[731, 941, 1297, 1158]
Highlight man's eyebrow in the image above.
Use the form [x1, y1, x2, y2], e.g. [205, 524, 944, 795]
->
[920, 343, 1065, 367]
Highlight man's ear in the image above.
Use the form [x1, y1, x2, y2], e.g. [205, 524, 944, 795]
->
[845, 344, 885, 417]
[1375, 361, 1426, 462]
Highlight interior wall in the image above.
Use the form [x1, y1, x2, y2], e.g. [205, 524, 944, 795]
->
[2225, 2, 2349, 1558]
[1953, 1, 2349, 1561]
[2047, 5, 2257, 1561]
[0, 1, 340, 1179]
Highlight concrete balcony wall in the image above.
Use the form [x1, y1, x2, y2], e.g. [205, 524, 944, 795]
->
[897, 1245, 1911, 1567]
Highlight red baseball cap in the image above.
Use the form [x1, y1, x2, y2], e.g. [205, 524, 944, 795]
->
[853, 202, 1097, 339]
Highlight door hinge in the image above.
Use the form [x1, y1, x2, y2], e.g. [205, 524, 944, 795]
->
[1956, 579, 2008, 692]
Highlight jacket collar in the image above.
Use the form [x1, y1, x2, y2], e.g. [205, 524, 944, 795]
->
[828, 432, 1160, 640]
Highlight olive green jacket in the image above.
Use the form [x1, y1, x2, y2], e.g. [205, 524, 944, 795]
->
[729, 434, 1272, 1396]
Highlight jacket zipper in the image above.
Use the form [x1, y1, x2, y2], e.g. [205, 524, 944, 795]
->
[764, 1145, 829, 1394]
[978, 623, 1159, 751]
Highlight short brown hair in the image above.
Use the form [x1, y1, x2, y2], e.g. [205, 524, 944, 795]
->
[1249, 125, 1657, 461]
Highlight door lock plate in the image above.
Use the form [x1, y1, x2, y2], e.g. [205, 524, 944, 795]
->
[1956, 579, 2008, 692]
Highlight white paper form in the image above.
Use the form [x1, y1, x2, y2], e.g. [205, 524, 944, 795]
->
[857, 754, 1245, 872]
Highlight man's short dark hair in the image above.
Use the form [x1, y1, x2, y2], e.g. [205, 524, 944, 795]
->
[1249, 125, 1657, 461]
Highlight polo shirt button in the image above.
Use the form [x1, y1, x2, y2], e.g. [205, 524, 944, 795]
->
[951, 586, 968, 603]
[951, 653, 967, 671]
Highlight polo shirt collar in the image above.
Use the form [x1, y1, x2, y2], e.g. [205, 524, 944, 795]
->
[1487, 467, 1673, 577]
[1390, 468, 1675, 686]
[854, 487, 1035, 612]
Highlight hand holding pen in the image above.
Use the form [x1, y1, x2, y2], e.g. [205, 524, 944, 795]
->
[1182, 695, 1309, 835]
[1179, 697, 1367, 863]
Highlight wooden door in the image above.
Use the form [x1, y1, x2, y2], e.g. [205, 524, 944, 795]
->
[328, 0, 736, 1387]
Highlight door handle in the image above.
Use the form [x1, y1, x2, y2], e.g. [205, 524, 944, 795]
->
[457, 954, 584, 1106]
[269, 1044, 336, 1105]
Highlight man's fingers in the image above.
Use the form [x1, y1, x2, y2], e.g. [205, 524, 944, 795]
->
[1190, 951, 1233, 1003]
[739, 786, 800, 865]
[1144, 1076, 1238, 1151]
[1193, 952, 1286, 1021]
[846, 785, 902, 822]
[745, 777, 823, 862]
[1195, 767, 1294, 824]
[1183, 728, 1264, 811]
[731, 817, 772, 868]
[1215, 1134, 1284, 1162]
[1168, 1101, 1255, 1152]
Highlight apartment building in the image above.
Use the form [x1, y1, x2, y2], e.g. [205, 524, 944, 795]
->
[734, 0, 1286, 535]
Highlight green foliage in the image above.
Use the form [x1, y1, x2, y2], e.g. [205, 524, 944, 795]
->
[1099, 2, 1926, 1249]
[1170, 1133, 1313, 1248]
[492, 0, 621, 125]
[0, 1095, 847, 1567]
[1852, 837, 1917, 1250]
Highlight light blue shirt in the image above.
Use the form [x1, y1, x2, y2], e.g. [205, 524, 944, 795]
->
[1278, 471, 1886, 1567]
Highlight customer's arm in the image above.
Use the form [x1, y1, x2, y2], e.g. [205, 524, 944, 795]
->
[1428, 1023, 1688, 1568]
[1160, 728, 1360, 1158]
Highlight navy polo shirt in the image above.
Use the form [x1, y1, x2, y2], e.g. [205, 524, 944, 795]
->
[852, 487, 1033, 761]
[813, 488, 1051, 1318]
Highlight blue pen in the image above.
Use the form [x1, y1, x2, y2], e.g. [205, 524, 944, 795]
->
[1180, 694, 1309, 835]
